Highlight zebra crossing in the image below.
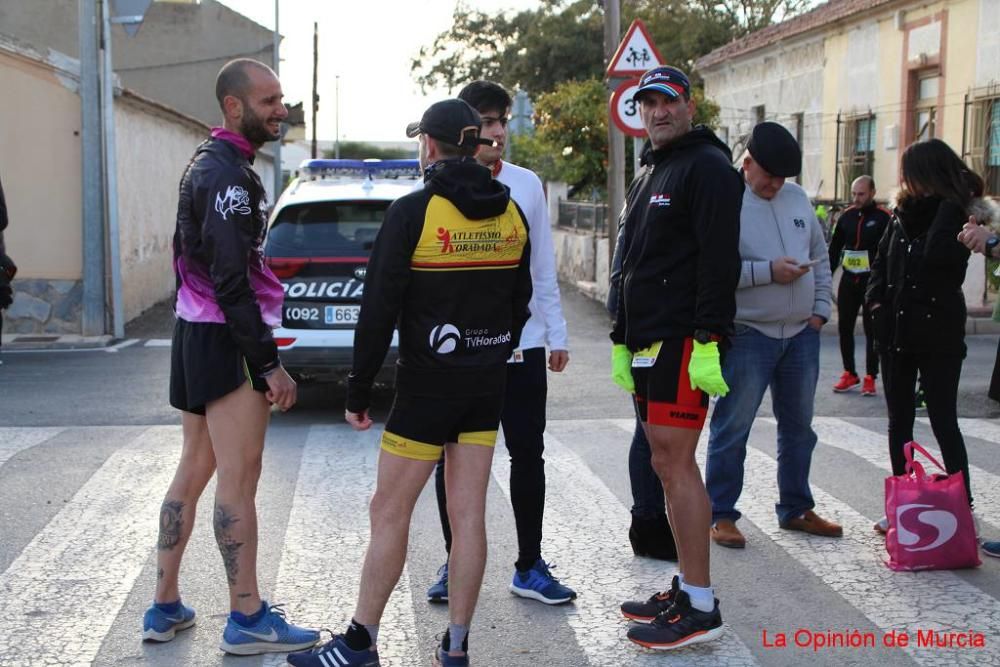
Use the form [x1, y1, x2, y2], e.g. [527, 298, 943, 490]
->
[0, 416, 998, 666]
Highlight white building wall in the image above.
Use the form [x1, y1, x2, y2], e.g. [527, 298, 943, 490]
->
[701, 37, 826, 196]
[842, 21, 880, 111]
[115, 97, 206, 323]
[976, 0, 1000, 87]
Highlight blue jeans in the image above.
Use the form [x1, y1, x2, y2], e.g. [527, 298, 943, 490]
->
[628, 410, 666, 518]
[706, 324, 820, 525]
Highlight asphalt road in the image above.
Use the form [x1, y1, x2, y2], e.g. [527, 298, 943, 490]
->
[1, 285, 999, 666]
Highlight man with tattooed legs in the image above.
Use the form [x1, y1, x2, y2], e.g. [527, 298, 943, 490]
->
[142, 58, 318, 656]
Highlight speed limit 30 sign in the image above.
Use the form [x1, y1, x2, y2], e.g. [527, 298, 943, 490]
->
[610, 78, 645, 138]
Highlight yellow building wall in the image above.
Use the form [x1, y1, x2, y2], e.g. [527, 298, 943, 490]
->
[820, 0, 981, 202]
[0, 49, 82, 279]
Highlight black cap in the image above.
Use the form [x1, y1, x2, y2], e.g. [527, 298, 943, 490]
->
[746, 121, 802, 178]
[405, 99, 493, 148]
[632, 66, 691, 102]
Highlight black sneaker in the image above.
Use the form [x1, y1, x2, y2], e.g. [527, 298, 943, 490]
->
[620, 575, 680, 623]
[627, 590, 724, 650]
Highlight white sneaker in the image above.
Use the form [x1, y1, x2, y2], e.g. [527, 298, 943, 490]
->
[874, 516, 888, 534]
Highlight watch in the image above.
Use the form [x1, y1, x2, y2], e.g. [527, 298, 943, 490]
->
[985, 235, 999, 258]
[693, 329, 715, 344]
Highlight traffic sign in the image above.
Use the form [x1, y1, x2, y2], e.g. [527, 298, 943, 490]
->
[609, 78, 645, 138]
[110, 0, 152, 37]
[606, 19, 664, 78]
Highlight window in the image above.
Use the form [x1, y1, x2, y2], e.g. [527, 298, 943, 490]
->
[792, 113, 805, 183]
[911, 71, 939, 142]
[963, 90, 1000, 195]
[752, 105, 766, 125]
[836, 112, 876, 200]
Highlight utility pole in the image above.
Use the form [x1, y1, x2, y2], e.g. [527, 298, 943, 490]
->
[272, 0, 282, 201]
[101, 0, 124, 339]
[603, 0, 623, 271]
[311, 22, 318, 159]
[80, 0, 106, 336]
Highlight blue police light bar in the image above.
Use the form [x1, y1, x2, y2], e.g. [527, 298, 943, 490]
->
[299, 159, 420, 180]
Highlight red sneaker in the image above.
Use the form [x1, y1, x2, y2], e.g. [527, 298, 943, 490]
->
[832, 371, 860, 393]
[861, 375, 876, 396]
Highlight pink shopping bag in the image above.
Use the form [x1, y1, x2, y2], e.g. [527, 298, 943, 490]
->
[884, 441, 980, 571]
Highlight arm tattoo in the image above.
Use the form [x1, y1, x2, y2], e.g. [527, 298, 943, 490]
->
[157, 500, 185, 551]
[213, 504, 244, 585]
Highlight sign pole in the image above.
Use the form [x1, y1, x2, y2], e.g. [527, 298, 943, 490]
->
[605, 17, 665, 262]
[603, 0, 622, 267]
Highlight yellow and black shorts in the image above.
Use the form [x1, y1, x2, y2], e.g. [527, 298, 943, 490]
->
[381, 392, 504, 461]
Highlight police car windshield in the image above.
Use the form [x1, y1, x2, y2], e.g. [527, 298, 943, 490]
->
[267, 201, 387, 257]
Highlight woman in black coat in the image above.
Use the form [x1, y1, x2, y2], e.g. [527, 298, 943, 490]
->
[866, 139, 984, 528]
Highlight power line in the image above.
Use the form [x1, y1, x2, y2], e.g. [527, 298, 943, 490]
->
[115, 46, 272, 72]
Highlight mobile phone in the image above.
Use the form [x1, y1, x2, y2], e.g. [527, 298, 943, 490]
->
[798, 258, 821, 268]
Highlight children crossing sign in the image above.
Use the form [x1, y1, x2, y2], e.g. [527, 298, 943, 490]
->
[606, 19, 664, 78]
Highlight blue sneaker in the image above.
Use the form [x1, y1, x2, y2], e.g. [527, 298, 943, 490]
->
[219, 602, 319, 655]
[432, 629, 469, 667]
[142, 600, 196, 642]
[287, 634, 381, 667]
[983, 541, 1000, 558]
[509, 558, 577, 605]
[427, 562, 449, 603]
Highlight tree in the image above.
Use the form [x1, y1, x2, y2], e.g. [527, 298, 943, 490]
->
[511, 78, 609, 195]
[412, 0, 814, 95]
[414, 0, 806, 194]
[694, 0, 814, 35]
[411, 0, 604, 95]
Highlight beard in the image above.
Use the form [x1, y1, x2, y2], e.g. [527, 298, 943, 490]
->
[240, 106, 280, 146]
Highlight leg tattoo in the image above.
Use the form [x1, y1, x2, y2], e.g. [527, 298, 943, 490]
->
[213, 504, 244, 585]
[157, 500, 185, 551]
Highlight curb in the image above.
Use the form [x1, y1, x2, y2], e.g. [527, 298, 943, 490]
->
[1, 334, 115, 350]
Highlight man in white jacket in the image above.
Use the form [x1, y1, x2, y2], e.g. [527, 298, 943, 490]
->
[427, 80, 576, 607]
[705, 122, 842, 549]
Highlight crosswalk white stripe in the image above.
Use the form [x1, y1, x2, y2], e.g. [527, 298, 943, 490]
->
[260, 425, 420, 667]
[0, 426, 181, 667]
[0, 427, 63, 469]
[611, 419, 1000, 667]
[941, 418, 1000, 447]
[492, 431, 761, 666]
[145, 339, 172, 347]
[104, 338, 140, 352]
[809, 417, 1000, 534]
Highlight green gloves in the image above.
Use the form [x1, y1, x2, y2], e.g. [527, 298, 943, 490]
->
[611, 344, 635, 393]
[688, 340, 729, 397]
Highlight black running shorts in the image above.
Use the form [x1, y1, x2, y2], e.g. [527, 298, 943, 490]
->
[169, 318, 269, 415]
[631, 337, 709, 429]
[381, 392, 504, 461]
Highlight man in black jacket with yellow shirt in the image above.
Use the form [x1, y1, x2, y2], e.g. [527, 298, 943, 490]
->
[289, 99, 531, 667]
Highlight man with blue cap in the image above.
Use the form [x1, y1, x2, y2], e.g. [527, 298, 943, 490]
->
[612, 65, 742, 651]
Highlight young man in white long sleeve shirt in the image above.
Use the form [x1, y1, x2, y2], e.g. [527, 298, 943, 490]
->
[705, 122, 843, 550]
[428, 80, 576, 608]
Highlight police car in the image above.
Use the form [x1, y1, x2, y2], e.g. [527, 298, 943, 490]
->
[264, 158, 420, 383]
